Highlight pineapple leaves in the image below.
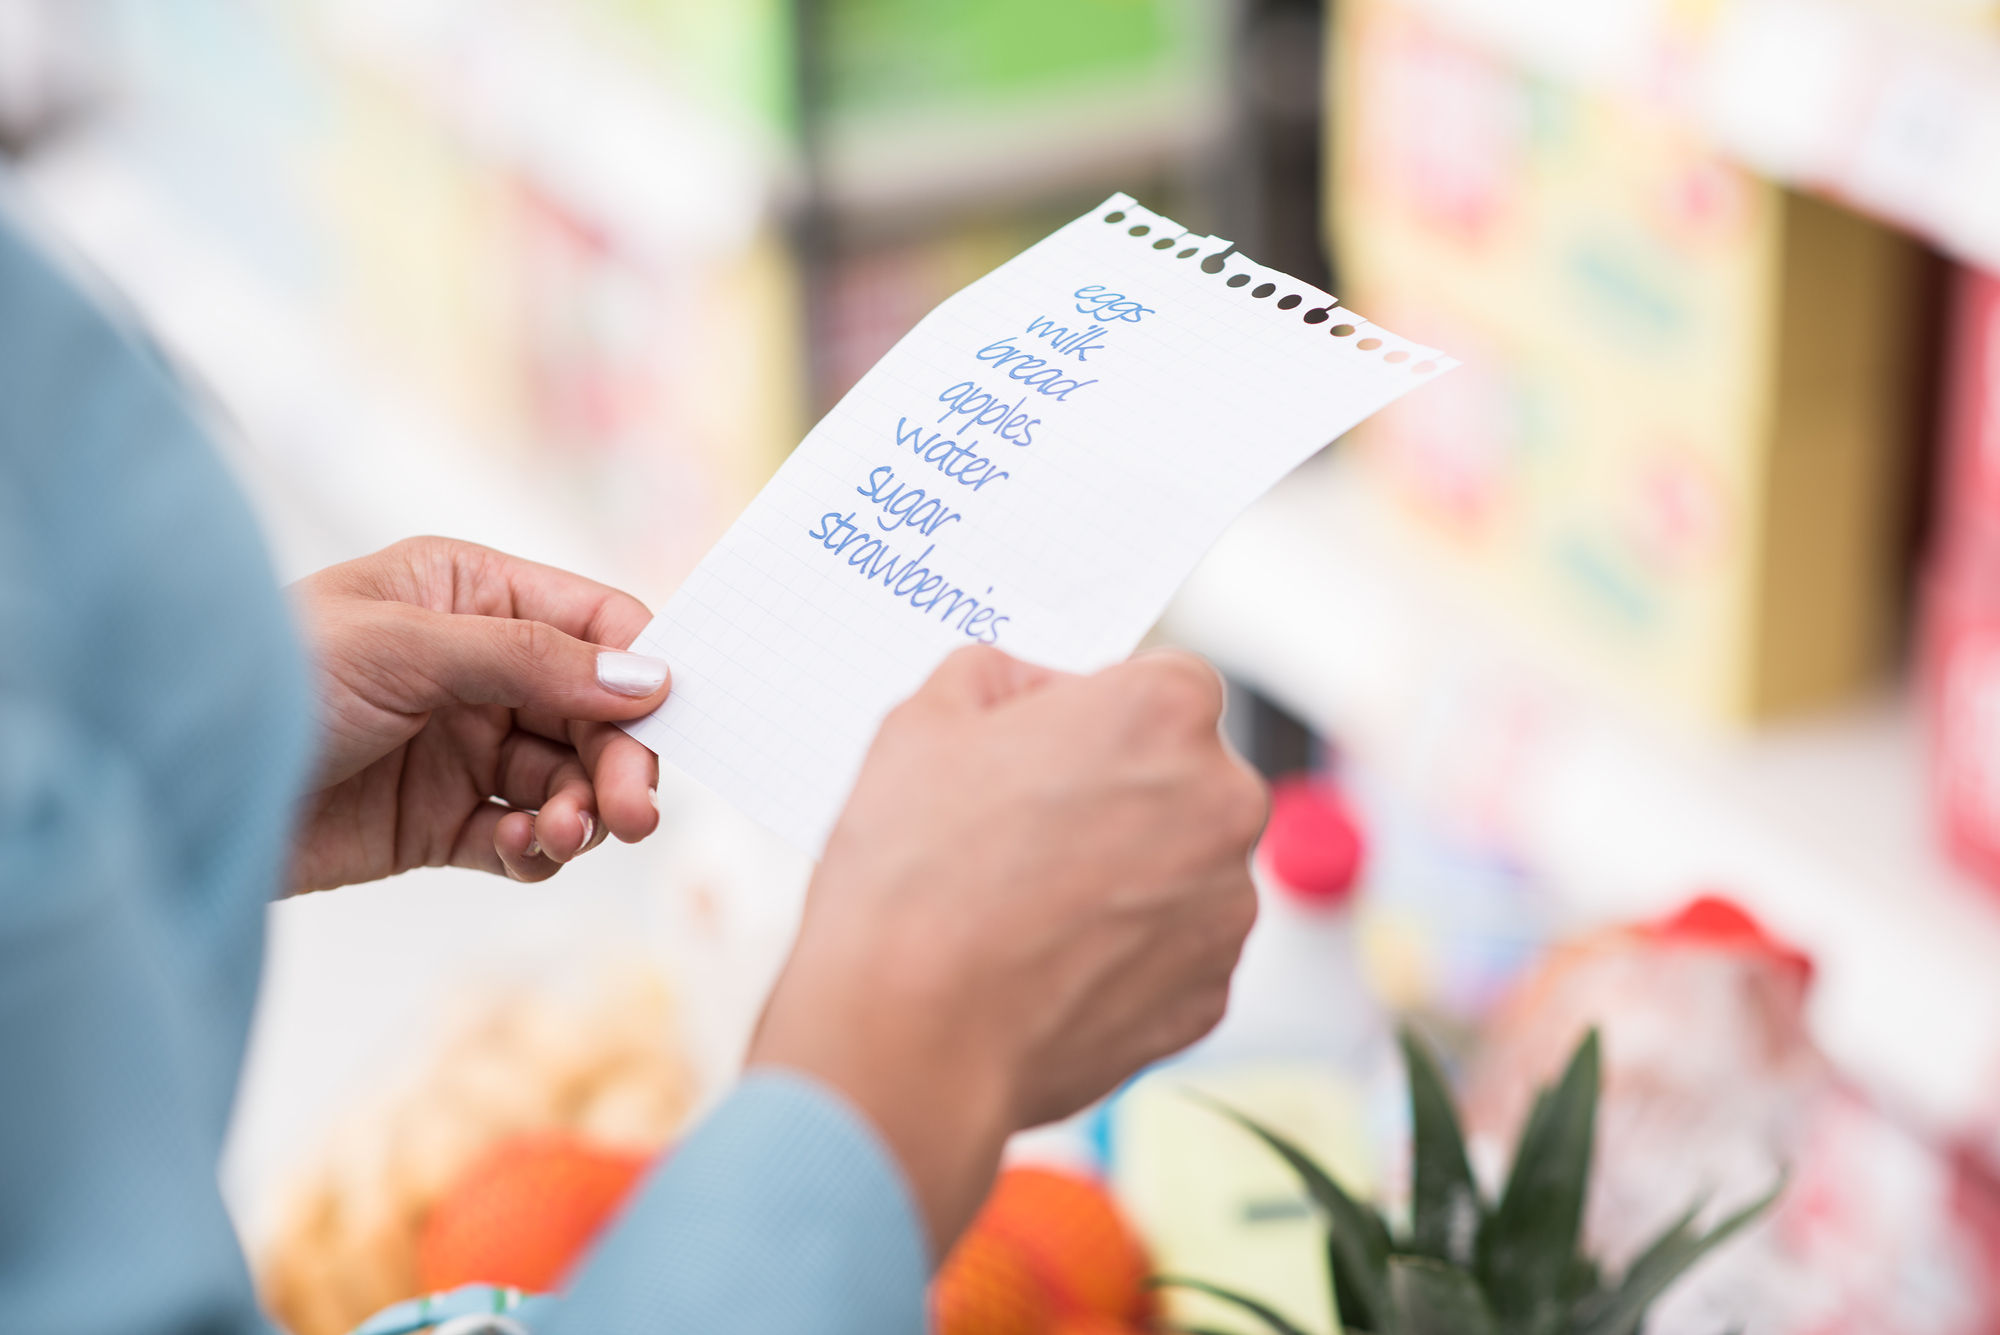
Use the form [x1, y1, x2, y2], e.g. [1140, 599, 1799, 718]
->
[1166, 1029, 1779, 1335]
[1570, 1178, 1782, 1335]
[1152, 1276, 1316, 1335]
[1389, 1256, 1500, 1335]
[1187, 1094, 1394, 1333]
[1400, 1026, 1483, 1269]
[1477, 1030, 1600, 1335]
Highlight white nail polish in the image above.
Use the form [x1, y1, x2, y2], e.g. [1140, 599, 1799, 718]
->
[578, 812, 595, 850]
[597, 651, 670, 697]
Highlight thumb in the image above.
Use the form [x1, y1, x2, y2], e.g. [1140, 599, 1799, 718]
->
[916, 644, 1067, 712]
[370, 602, 671, 720]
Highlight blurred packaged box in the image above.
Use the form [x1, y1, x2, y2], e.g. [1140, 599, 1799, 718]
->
[1923, 265, 2000, 890]
[1329, 0, 1935, 726]
[810, 0, 1226, 216]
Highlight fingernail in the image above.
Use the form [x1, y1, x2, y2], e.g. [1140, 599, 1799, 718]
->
[524, 832, 542, 858]
[597, 651, 670, 697]
[647, 786, 658, 812]
[578, 812, 595, 850]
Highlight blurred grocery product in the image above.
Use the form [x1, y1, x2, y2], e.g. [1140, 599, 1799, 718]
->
[796, 0, 1234, 411]
[1261, 774, 1366, 907]
[935, 1227, 1051, 1335]
[1924, 266, 2000, 892]
[1349, 2, 2000, 280]
[260, 969, 694, 1335]
[933, 1167, 1154, 1335]
[1113, 1065, 1371, 1335]
[1218, 691, 1562, 1030]
[1158, 1026, 1771, 1335]
[1466, 897, 2000, 1332]
[1349, 776, 1560, 1027]
[1193, 772, 1395, 1080]
[416, 1133, 655, 1294]
[1331, 0, 1938, 727]
[806, 0, 1226, 218]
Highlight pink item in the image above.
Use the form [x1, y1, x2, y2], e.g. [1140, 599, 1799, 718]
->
[1258, 775, 1366, 907]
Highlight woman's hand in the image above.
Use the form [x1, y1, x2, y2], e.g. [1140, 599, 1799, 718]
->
[286, 538, 670, 893]
[749, 645, 1266, 1254]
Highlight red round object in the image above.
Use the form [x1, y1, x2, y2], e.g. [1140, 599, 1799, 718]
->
[1259, 775, 1365, 906]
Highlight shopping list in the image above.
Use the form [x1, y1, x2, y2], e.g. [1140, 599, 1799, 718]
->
[621, 193, 1457, 854]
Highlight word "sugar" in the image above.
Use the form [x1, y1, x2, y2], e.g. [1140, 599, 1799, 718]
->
[858, 466, 964, 536]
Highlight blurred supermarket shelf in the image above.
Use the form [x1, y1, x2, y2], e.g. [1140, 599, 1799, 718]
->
[1164, 458, 2000, 1148]
[800, 0, 1231, 224]
[318, 0, 781, 261]
[1388, 0, 2000, 273]
[16, 132, 629, 590]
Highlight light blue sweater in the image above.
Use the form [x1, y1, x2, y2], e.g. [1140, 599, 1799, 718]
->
[0, 180, 927, 1335]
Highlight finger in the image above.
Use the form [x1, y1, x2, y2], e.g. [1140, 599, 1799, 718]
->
[916, 644, 1070, 713]
[511, 715, 660, 843]
[326, 537, 661, 653]
[570, 722, 661, 844]
[490, 551, 658, 652]
[492, 732, 600, 862]
[350, 600, 672, 724]
[1107, 648, 1227, 720]
[1090, 649, 1229, 745]
[454, 801, 562, 883]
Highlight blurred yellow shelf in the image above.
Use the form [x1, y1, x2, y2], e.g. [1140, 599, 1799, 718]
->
[1163, 459, 2000, 1152]
[318, 0, 780, 258]
[1382, 0, 2000, 273]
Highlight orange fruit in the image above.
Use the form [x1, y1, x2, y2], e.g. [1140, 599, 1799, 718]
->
[417, 1133, 654, 1293]
[975, 1168, 1152, 1324]
[1050, 1316, 1146, 1335]
[933, 1226, 1052, 1335]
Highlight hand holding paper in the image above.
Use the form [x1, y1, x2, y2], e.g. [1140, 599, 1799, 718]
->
[622, 193, 1456, 852]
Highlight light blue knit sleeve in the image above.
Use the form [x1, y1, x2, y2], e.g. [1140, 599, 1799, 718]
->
[539, 1069, 931, 1335]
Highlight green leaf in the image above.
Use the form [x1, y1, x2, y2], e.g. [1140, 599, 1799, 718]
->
[1477, 1030, 1600, 1335]
[1152, 1276, 1316, 1335]
[1186, 1093, 1394, 1333]
[1571, 1178, 1781, 1335]
[1562, 1253, 1602, 1308]
[1400, 1025, 1484, 1268]
[1388, 1256, 1500, 1335]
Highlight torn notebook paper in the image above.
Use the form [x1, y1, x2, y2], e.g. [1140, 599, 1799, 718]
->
[622, 193, 1456, 854]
